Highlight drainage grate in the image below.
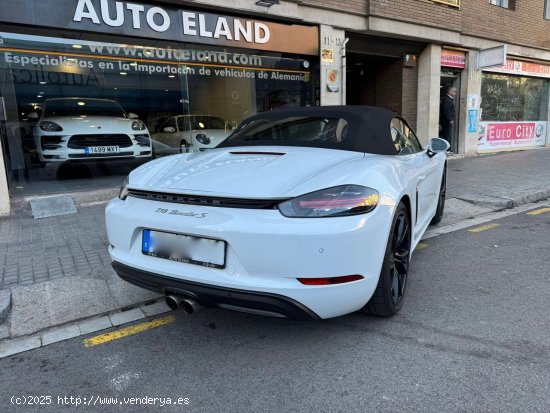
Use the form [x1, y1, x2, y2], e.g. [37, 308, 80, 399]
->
[30, 195, 78, 219]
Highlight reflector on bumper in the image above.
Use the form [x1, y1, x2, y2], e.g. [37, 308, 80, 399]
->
[297, 275, 364, 286]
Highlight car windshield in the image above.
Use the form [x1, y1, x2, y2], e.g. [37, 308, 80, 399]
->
[224, 116, 348, 145]
[178, 116, 226, 131]
[43, 99, 126, 117]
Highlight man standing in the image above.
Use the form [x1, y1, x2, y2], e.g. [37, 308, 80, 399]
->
[440, 86, 456, 146]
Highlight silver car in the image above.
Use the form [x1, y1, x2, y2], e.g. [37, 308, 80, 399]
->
[152, 115, 232, 155]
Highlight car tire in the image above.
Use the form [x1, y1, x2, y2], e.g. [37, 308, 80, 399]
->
[430, 169, 446, 226]
[363, 202, 410, 317]
[179, 140, 190, 153]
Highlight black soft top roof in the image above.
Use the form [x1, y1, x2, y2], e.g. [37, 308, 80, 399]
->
[219, 106, 398, 155]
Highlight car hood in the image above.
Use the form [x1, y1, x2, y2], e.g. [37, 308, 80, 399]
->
[129, 146, 366, 198]
[36, 116, 143, 134]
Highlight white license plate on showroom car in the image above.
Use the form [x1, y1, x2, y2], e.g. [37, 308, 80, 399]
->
[142, 229, 226, 269]
[85, 146, 120, 154]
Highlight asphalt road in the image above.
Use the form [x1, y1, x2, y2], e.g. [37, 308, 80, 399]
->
[1, 208, 549, 413]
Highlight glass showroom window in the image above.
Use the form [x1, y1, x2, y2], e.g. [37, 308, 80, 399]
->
[481, 74, 550, 122]
[479, 72, 549, 151]
[0, 32, 316, 197]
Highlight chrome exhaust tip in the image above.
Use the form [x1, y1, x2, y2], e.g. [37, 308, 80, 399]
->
[165, 295, 180, 311]
[179, 298, 201, 315]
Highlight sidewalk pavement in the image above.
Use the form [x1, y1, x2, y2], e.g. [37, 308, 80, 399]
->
[1, 147, 550, 341]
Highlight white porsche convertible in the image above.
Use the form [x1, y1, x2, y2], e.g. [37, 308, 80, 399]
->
[106, 106, 449, 320]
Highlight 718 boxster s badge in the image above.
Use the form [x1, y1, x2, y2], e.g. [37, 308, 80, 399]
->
[106, 106, 449, 320]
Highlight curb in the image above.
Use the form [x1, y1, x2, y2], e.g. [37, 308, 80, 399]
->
[0, 290, 11, 324]
[507, 188, 550, 208]
[423, 200, 549, 240]
[0, 298, 172, 359]
[457, 188, 550, 210]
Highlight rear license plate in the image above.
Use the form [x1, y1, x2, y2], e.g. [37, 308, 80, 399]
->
[85, 146, 120, 154]
[142, 229, 226, 269]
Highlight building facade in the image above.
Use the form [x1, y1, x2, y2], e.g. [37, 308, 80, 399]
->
[1, 0, 550, 215]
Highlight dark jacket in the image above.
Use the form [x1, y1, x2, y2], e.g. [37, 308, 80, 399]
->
[440, 94, 455, 125]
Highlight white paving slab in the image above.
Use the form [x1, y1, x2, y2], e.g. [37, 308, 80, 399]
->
[0, 336, 41, 359]
[78, 316, 113, 336]
[109, 308, 146, 327]
[42, 323, 81, 346]
[141, 301, 171, 318]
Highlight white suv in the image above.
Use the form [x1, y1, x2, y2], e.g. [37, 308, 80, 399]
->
[32, 98, 152, 165]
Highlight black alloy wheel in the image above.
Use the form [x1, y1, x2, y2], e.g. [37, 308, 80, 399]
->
[430, 169, 447, 225]
[389, 209, 410, 306]
[364, 202, 411, 317]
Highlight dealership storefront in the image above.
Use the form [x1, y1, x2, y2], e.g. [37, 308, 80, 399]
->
[0, 0, 319, 213]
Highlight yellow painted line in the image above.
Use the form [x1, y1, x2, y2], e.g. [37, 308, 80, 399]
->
[83, 314, 175, 348]
[468, 223, 500, 233]
[527, 207, 550, 216]
[416, 242, 429, 251]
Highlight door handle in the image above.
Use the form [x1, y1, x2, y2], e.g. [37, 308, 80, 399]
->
[418, 175, 427, 182]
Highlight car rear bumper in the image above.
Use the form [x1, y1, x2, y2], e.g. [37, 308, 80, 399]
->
[106, 196, 395, 318]
[112, 261, 320, 320]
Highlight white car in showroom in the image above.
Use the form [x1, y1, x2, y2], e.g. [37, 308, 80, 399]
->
[152, 115, 231, 154]
[32, 97, 152, 165]
[106, 106, 449, 320]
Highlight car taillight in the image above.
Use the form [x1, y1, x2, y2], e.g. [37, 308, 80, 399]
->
[297, 275, 364, 285]
[278, 185, 379, 218]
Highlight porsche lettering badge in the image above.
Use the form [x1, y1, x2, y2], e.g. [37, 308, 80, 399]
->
[155, 208, 207, 218]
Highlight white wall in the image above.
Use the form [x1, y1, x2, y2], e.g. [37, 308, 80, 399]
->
[319, 25, 346, 106]
[416, 44, 441, 146]
[461, 51, 482, 156]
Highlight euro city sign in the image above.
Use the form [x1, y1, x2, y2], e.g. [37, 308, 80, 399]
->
[478, 45, 507, 69]
[0, 0, 319, 55]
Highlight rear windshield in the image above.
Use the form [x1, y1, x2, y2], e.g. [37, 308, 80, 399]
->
[44, 99, 126, 117]
[224, 117, 348, 145]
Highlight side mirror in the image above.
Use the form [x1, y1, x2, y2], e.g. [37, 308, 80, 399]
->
[27, 112, 39, 119]
[427, 137, 450, 157]
[163, 126, 176, 133]
[128, 113, 139, 119]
